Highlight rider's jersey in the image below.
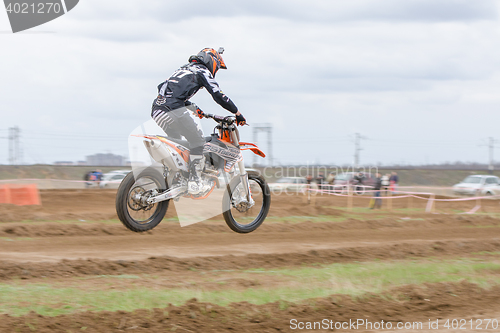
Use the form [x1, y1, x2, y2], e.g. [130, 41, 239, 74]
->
[153, 63, 238, 113]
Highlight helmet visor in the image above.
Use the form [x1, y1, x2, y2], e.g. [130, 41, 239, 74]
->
[218, 55, 227, 69]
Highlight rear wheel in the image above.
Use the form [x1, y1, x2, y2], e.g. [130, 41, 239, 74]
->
[116, 168, 169, 232]
[223, 172, 271, 233]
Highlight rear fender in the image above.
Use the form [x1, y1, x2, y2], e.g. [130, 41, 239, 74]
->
[133, 134, 189, 172]
[155, 136, 190, 163]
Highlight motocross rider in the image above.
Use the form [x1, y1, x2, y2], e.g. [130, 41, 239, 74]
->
[151, 48, 246, 195]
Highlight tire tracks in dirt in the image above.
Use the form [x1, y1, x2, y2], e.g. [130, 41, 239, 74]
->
[1, 239, 500, 281]
[1, 281, 499, 333]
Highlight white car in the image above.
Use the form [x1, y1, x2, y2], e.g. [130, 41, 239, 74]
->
[269, 177, 309, 193]
[453, 175, 500, 196]
[99, 170, 131, 188]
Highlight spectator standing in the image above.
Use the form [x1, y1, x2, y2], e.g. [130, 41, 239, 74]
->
[316, 172, 325, 190]
[84, 170, 103, 188]
[353, 172, 365, 185]
[353, 172, 365, 194]
[84, 171, 92, 188]
[326, 172, 336, 185]
[87, 171, 97, 188]
[370, 172, 383, 209]
[389, 171, 399, 193]
[381, 173, 390, 195]
[95, 169, 103, 187]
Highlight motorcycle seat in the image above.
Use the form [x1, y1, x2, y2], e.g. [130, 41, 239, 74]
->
[156, 135, 213, 149]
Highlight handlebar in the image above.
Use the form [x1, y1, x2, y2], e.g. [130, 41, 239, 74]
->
[204, 113, 235, 125]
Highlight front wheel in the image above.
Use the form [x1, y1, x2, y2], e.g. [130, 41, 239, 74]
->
[116, 168, 169, 232]
[223, 172, 271, 233]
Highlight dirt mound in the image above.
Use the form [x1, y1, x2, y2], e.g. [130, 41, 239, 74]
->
[1, 239, 499, 281]
[1, 189, 500, 331]
[1, 213, 499, 238]
[268, 195, 344, 216]
[1, 189, 498, 223]
[0, 189, 119, 222]
[0, 190, 345, 222]
[0, 281, 498, 333]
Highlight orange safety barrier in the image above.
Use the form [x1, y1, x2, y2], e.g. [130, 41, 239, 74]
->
[0, 184, 41, 206]
[0, 185, 11, 204]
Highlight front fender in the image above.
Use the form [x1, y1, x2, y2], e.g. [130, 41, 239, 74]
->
[239, 142, 266, 158]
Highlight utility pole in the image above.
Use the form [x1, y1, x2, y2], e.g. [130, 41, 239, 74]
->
[480, 137, 498, 174]
[252, 124, 273, 167]
[488, 137, 498, 174]
[8, 126, 21, 165]
[354, 133, 367, 170]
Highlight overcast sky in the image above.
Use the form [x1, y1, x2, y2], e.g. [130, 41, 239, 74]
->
[1, 0, 500, 166]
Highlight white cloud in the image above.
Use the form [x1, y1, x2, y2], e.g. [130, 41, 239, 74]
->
[1, 0, 500, 165]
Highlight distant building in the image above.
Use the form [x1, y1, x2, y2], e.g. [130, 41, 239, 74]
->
[86, 153, 124, 166]
[76, 161, 87, 166]
[53, 161, 74, 166]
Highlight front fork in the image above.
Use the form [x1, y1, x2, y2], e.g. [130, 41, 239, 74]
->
[231, 130, 252, 202]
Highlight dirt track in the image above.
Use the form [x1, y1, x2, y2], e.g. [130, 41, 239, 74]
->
[1, 190, 500, 332]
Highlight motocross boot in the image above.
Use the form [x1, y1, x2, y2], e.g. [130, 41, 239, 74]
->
[188, 155, 211, 196]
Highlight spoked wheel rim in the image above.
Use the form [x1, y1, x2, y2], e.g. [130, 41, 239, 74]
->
[126, 175, 163, 225]
[226, 176, 268, 229]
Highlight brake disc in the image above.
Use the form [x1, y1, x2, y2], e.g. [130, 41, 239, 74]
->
[128, 187, 154, 211]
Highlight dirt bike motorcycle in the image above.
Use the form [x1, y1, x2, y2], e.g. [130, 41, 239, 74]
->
[116, 113, 271, 233]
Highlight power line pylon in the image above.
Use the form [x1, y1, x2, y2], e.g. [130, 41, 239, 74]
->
[353, 133, 367, 169]
[8, 126, 21, 165]
[253, 124, 273, 167]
